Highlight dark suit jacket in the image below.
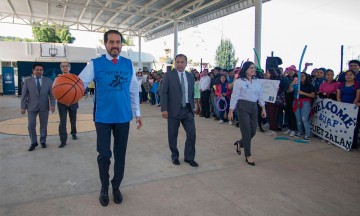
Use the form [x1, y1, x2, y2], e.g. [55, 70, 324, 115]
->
[21, 76, 55, 112]
[161, 70, 195, 117]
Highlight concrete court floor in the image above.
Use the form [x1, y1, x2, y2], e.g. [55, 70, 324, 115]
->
[0, 95, 359, 216]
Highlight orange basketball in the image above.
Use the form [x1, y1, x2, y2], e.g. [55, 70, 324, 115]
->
[52, 74, 84, 106]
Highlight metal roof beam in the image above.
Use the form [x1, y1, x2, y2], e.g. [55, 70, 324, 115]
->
[26, 0, 32, 15]
[145, 0, 270, 41]
[77, 0, 91, 22]
[139, 0, 221, 34]
[0, 11, 131, 33]
[131, 0, 183, 30]
[6, 0, 16, 14]
[115, 0, 158, 27]
[62, 0, 68, 26]
[91, 1, 111, 25]
[27, 0, 173, 21]
[104, 0, 131, 27]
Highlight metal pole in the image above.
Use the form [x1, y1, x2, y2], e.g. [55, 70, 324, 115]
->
[254, 0, 262, 68]
[138, 36, 142, 71]
[174, 19, 178, 60]
[200, 58, 202, 73]
[340, 45, 344, 73]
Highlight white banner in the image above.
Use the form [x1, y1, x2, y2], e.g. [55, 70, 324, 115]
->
[311, 98, 358, 151]
[260, 79, 280, 103]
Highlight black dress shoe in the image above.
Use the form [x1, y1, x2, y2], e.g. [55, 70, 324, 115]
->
[184, 159, 199, 167]
[72, 134, 78, 140]
[246, 158, 255, 166]
[59, 142, 66, 148]
[28, 142, 38, 151]
[172, 159, 180, 165]
[41, 143, 47, 148]
[99, 187, 109, 206]
[113, 188, 123, 204]
[199, 115, 205, 117]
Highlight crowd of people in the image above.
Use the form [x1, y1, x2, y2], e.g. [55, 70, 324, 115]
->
[136, 59, 360, 150]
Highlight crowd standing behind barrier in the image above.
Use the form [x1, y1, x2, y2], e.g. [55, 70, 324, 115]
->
[137, 59, 360, 151]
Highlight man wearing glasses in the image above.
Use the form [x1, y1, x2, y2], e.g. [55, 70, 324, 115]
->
[57, 61, 79, 148]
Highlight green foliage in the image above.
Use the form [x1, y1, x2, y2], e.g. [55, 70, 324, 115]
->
[32, 22, 75, 43]
[215, 38, 238, 69]
[122, 36, 134, 46]
[0, 36, 33, 42]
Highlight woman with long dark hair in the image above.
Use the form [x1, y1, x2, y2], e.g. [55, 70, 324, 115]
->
[337, 70, 360, 149]
[288, 72, 315, 140]
[228, 61, 266, 166]
[319, 69, 340, 100]
[264, 68, 281, 135]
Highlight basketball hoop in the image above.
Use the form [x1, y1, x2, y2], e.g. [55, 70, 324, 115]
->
[49, 44, 58, 57]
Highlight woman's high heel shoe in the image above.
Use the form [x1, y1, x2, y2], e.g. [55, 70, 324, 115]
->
[233, 141, 241, 155]
[246, 157, 255, 166]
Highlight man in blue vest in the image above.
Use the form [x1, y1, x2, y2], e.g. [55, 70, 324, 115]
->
[79, 30, 143, 207]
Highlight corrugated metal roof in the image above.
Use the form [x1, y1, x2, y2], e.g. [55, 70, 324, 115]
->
[0, 0, 270, 41]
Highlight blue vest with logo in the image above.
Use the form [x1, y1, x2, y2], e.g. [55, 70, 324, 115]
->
[93, 55, 133, 123]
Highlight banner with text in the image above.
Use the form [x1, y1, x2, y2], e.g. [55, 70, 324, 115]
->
[260, 79, 280, 103]
[311, 98, 358, 151]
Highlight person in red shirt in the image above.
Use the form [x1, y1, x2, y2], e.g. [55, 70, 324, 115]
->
[215, 75, 232, 124]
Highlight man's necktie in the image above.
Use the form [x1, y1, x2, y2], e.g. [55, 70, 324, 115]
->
[36, 77, 41, 92]
[181, 73, 186, 107]
[111, 58, 118, 64]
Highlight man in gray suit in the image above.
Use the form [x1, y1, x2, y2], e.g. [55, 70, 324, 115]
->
[21, 63, 55, 151]
[161, 54, 198, 167]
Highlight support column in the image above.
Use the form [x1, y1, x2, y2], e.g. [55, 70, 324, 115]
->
[174, 19, 178, 60]
[254, 0, 262, 68]
[138, 36, 142, 71]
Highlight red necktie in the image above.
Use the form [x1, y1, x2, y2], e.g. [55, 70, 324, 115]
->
[111, 58, 118, 64]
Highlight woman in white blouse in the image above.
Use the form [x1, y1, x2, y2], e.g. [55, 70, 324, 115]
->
[228, 61, 266, 166]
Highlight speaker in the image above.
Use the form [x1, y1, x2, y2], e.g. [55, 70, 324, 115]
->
[266, 57, 283, 71]
[166, 66, 172, 72]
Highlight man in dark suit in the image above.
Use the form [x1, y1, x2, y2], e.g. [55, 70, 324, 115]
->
[57, 61, 79, 148]
[21, 63, 55, 151]
[161, 54, 198, 167]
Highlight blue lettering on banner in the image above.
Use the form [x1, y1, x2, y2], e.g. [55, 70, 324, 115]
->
[312, 100, 356, 129]
[312, 125, 352, 150]
[311, 98, 357, 151]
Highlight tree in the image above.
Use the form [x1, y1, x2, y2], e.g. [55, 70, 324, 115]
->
[32, 22, 75, 43]
[0, 36, 33, 42]
[215, 38, 238, 69]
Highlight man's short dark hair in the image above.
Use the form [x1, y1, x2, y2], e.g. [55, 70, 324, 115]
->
[349, 59, 360, 67]
[214, 67, 222, 71]
[175, 54, 187, 62]
[32, 63, 44, 70]
[104, 30, 123, 44]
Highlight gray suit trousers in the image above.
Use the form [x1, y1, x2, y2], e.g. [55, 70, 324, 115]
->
[237, 100, 258, 157]
[28, 111, 49, 144]
[167, 104, 196, 161]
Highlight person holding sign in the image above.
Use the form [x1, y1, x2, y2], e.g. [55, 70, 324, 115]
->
[288, 72, 315, 141]
[319, 69, 340, 101]
[337, 70, 360, 150]
[228, 61, 266, 166]
[264, 68, 281, 135]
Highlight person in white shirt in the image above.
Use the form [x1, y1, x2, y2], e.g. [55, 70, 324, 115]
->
[78, 30, 143, 207]
[228, 61, 266, 166]
[199, 69, 211, 118]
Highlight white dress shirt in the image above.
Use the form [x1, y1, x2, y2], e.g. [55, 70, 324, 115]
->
[79, 53, 141, 117]
[199, 75, 211, 91]
[177, 71, 189, 103]
[34, 76, 42, 86]
[229, 78, 265, 110]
